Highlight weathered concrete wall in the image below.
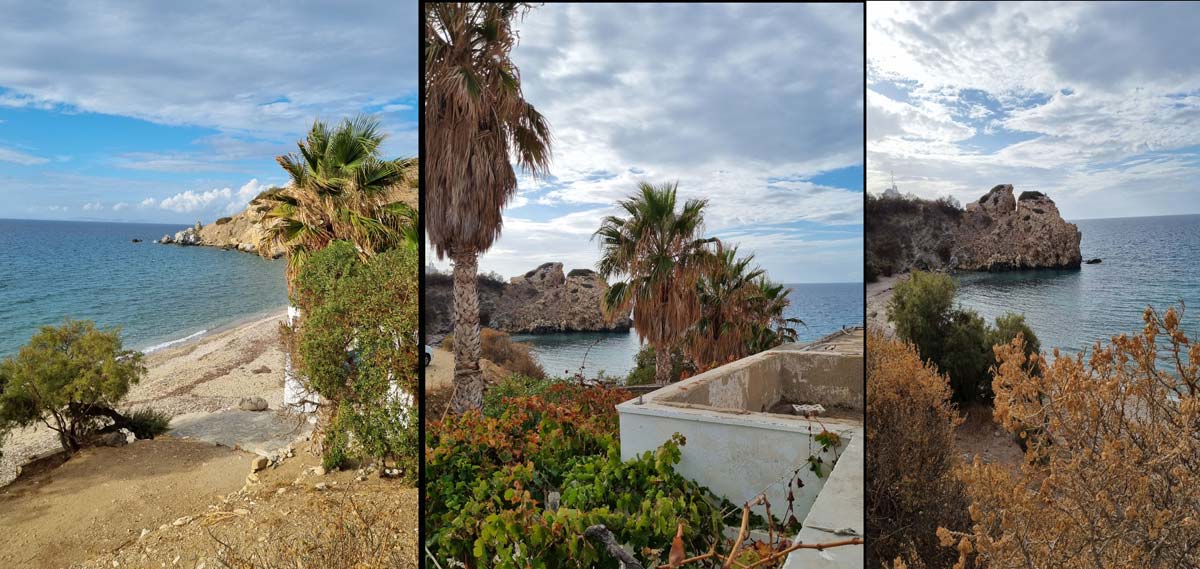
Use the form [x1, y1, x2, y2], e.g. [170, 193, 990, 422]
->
[617, 328, 864, 521]
[618, 403, 855, 519]
[783, 434, 864, 568]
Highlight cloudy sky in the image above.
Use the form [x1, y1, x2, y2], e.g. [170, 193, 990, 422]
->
[0, 0, 417, 224]
[431, 3, 864, 284]
[869, 2, 1200, 220]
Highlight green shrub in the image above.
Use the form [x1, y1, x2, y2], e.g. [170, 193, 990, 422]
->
[625, 345, 691, 386]
[0, 320, 146, 453]
[887, 272, 1041, 402]
[941, 308, 992, 402]
[295, 241, 419, 473]
[426, 384, 727, 568]
[123, 407, 171, 439]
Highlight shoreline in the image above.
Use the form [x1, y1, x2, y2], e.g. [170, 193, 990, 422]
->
[138, 304, 288, 355]
[0, 308, 290, 487]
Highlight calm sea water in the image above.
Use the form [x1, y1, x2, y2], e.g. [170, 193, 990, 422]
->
[955, 214, 1200, 354]
[0, 219, 287, 358]
[512, 282, 864, 378]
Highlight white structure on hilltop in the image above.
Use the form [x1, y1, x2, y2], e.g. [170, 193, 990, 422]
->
[882, 171, 901, 199]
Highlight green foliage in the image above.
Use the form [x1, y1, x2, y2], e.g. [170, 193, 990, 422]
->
[988, 312, 1040, 367]
[888, 272, 1043, 402]
[887, 271, 957, 364]
[295, 241, 419, 473]
[123, 407, 171, 439]
[940, 309, 992, 402]
[625, 345, 692, 386]
[0, 320, 146, 453]
[426, 383, 727, 568]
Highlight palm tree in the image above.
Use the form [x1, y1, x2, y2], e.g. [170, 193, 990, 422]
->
[687, 245, 767, 369]
[595, 182, 716, 385]
[425, 3, 552, 413]
[255, 116, 417, 284]
[744, 278, 803, 355]
[253, 115, 417, 415]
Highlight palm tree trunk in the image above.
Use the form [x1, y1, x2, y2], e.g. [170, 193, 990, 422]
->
[655, 344, 671, 385]
[448, 248, 485, 413]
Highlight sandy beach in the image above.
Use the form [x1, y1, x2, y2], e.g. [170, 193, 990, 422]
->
[866, 273, 906, 333]
[0, 309, 290, 487]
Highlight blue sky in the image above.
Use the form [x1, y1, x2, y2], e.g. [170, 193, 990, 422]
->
[427, 3, 865, 284]
[869, 2, 1200, 220]
[0, 1, 417, 224]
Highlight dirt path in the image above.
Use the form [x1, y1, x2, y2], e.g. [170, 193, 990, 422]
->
[0, 438, 253, 568]
[426, 347, 454, 393]
[955, 403, 1025, 472]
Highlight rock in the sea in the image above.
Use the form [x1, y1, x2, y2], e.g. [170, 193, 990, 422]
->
[131, 238, 142, 243]
[159, 233, 173, 244]
[492, 262, 633, 334]
[1085, 258, 1102, 264]
[954, 185, 1082, 271]
[238, 397, 269, 411]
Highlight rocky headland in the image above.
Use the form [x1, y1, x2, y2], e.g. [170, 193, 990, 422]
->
[157, 206, 283, 257]
[866, 184, 1082, 277]
[424, 262, 633, 339]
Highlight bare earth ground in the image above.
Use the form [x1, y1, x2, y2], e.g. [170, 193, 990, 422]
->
[0, 311, 424, 569]
[868, 274, 1024, 469]
[0, 311, 289, 487]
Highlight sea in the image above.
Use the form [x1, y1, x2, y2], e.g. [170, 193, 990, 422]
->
[955, 214, 1200, 354]
[0, 219, 287, 358]
[512, 281, 864, 378]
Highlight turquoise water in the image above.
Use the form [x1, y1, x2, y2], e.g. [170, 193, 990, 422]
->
[0, 219, 287, 358]
[955, 214, 1200, 354]
[513, 282, 864, 378]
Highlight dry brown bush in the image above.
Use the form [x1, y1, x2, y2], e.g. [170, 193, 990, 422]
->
[948, 307, 1200, 568]
[866, 328, 970, 568]
[443, 328, 545, 379]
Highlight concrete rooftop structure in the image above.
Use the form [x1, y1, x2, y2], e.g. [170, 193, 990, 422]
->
[617, 327, 864, 568]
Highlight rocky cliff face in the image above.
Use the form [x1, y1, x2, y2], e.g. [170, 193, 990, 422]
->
[424, 262, 632, 338]
[493, 263, 633, 334]
[866, 184, 1081, 277]
[954, 185, 1082, 271]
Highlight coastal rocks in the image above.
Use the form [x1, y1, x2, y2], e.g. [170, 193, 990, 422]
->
[866, 184, 1083, 276]
[237, 397, 269, 412]
[250, 456, 269, 472]
[160, 222, 204, 246]
[954, 185, 1082, 271]
[424, 262, 632, 337]
[1085, 258, 1102, 264]
[93, 431, 128, 447]
[491, 263, 633, 334]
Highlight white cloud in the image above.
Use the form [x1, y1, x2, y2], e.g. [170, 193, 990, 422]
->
[112, 202, 129, 211]
[82, 202, 103, 211]
[0, 1, 418, 140]
[868, 2, 1200, 219]
[0, 146, 48, 165]
[152, 178, 272, 217]
[447, 3, 865, 283]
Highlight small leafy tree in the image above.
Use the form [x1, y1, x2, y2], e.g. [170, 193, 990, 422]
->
[0, 320, 146, 453]
[293, 241, 419, 473]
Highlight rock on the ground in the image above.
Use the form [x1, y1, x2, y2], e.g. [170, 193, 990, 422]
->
[237, 397, 269, 411]
[250, 456, 269, 472]
[94, 432, 128, 447]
